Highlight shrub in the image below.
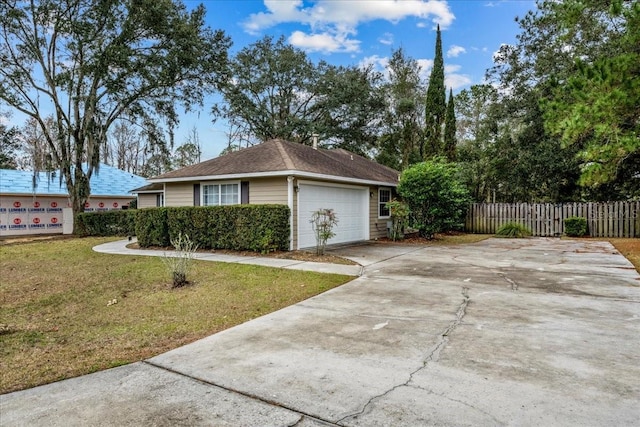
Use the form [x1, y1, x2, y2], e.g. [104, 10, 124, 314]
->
[386, 199, 409, 241]
[564, 216, 588, 237]
[397, 158, 470, 238]
[310, 208, 338, 255]
[136, 205, 290, 251]
[75, 210, 136, 237]
[161, 232, 198, 288]
[496, 222, 532, 238]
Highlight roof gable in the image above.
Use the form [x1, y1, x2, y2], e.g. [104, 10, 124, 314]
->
[151, 139, 399, 185]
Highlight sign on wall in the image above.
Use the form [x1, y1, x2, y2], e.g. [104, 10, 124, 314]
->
[0, 196, 134, 237]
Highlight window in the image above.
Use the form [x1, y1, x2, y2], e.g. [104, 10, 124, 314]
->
[202, 182, 239, 206]
[156, 193, 164, 207]
[379, 188, 391, 218]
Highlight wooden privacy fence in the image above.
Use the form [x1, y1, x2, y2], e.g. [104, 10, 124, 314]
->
[465, 202, 640, 238]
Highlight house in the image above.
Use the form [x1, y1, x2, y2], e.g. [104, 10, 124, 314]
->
[0, 164, 147, 236]
[146, 139, 400, 250]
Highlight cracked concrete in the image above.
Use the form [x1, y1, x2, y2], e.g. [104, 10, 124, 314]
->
[2, 238, 639, 426]
[337, 286, 471, 425]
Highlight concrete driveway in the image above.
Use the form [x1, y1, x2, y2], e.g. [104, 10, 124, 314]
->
[2, 238, 639, 426]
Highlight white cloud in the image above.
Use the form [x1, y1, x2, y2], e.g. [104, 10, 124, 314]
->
[444, 64, 471, 89]
[417, 59, 435, 80]
[447, 45, 466, 58]
[379, 32, 394, 46]
[360, 55, 470, 90]
[445, 73, 472, 90]
[243, 0, 455, 54]
[288, 31, 360, 53]
[358, 55, 390, 75]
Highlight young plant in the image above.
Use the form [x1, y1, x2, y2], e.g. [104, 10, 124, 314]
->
[386, 199, 409, 241]
[495, 222, 532, 238]
[310, 209, 338, 255]
[162, 233, 198, 288]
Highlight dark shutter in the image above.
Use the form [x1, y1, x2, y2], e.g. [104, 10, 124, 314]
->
[241, 181, 250, 204]
[193, 184, 200, 206]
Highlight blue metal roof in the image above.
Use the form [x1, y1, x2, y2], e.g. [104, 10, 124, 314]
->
[0, 164, 148, 197]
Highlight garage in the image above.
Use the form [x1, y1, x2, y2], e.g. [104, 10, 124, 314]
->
[297, 181, 369, 249]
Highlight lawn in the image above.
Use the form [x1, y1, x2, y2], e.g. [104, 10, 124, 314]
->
[0, 237, 353, 394]
[608, 238, 640, 272]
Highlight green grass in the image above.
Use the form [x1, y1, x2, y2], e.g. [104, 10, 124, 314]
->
[0, 237, 352, 394]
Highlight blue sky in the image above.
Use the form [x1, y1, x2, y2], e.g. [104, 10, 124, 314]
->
[3, 0, 537, 163]
[184, 0, 536, 158]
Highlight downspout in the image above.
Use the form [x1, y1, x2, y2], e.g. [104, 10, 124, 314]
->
[287, 176, 294, 251]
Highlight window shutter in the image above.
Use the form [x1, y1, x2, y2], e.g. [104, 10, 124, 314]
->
[241, 181, 249, 204]
[193, 184, 200, 206]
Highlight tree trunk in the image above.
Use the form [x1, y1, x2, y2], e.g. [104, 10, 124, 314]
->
[68, 166, 91, 234]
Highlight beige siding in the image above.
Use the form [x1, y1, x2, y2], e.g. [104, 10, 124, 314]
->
[137, 194, 158, 209]
[248, 177, 288, 205]
[165, 182, 194, 206]
[370, 186, 390, 240]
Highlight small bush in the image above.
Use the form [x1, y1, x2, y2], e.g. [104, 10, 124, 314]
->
[310, 208, 338, 255]
[386, 199, 409, 241]
[495, 222, 532, 238]
[161, 233, 198, 288]
[75, 210, 137, 237]
[564, 216, 588, 237]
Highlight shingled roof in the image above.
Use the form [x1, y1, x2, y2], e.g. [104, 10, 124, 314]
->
[150, 139, 400, 185]
[0, 163, 147, 197]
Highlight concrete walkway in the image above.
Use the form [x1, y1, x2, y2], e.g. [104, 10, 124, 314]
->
[2, 238, 640, 426]
[92, 239, 363, 276]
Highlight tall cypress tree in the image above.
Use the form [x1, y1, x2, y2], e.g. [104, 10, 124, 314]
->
[423, 24, 446, 159]
[444, 88, 457, 161]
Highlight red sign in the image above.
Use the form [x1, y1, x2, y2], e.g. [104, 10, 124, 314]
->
[33, 217, 40, 224]
[112, 202, 119, 208]
[13, 201, 21, 208]
[99, 202, 105, 208]
[33, 201, 40, 208]
[51, 201, 58, 208]
[51, 217, 58, 224]
[85, 202, 90, 208]
[13, 218, 21, 225]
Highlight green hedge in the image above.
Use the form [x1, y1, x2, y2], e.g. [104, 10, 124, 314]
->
[564, 216, 588, 237]
[75, 210, 137, 237]
[135, 208, 170, 247]
[136, 205, 290, 252]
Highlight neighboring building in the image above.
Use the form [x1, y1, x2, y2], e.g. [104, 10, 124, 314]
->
[148, 139, 400, 250]
[131, 183, 164, 208]
[0, 164, 147, 236]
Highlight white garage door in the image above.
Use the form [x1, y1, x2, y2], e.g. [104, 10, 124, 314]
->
[297, 182, 369, 249]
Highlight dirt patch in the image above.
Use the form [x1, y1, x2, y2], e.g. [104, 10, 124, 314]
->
[0, 235, 78, 246]
[375, 231, 490, 246]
